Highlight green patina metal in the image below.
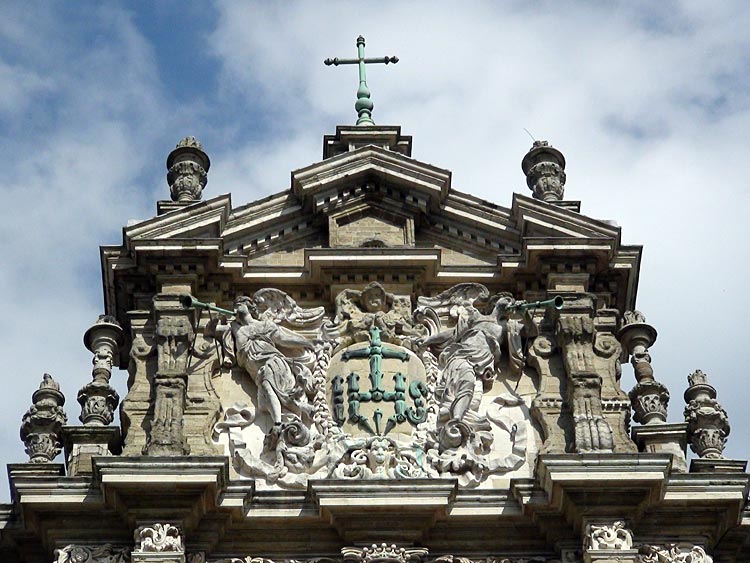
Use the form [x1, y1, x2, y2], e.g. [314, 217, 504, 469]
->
[333, 326, 427, 435]
[324, 35, 399, 126]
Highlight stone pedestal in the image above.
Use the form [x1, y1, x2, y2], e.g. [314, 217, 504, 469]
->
[132, 553, 185, 563]
[690, 458, 747, 473]
[61, 425, 121, 476]
[583, 549, 639, 563]
[632, 422, 688, 473]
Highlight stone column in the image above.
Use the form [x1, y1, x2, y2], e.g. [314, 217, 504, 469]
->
[132, 522, 185, 563]
[583, 520, 638, 563]
[522, 140, 567, 202]
[620, 310, 688, 472]
[20, 374, 67, 463]
[78, 314, 124, 426]
[63, 315, 125, 476]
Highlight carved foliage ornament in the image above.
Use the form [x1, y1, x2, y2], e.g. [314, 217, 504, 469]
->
[584, 521, 634, 551]
[638, 544, 712, 563]
[20, 373, 67, 463]
[134, 523, 183, 553]
[683, 370, 729, 459]
[55, 544, 130, 563]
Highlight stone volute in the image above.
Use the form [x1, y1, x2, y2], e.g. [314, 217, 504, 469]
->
[521, 139, 567, 202]
[20, 374, 67, 463]
[684, 369, 729, 459]
[78, 315, 125, 426]
[166, 136, 210, 202]
[618, 310, 669, 425]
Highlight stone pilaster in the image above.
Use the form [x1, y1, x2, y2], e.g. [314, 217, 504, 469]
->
[144, 292, 194, 456]
[20, 374, 67, 463]
[555, 297, 614, 452]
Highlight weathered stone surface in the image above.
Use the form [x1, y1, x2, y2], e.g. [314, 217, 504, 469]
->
[20, 373, 67, 463]
[6, 121, 749, 563]
[684, 369, 729, 460]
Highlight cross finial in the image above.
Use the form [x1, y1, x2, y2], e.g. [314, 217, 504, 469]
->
[324, 36, 399, 126]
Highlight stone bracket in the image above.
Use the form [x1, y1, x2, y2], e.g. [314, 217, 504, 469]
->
[308, 478, 457, 542]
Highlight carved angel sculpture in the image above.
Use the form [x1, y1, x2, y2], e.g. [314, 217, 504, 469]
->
[329, 282, 422, 345]
[211, 289, 324, 427]
[417, 287, 526, 424]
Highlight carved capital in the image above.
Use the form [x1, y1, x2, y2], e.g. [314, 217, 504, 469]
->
[629, 380, 669, 425]
[156, 315, 194, 374]
[78, 381, 120, 426]
[20, 374, 67, 463]
[584, 520, 634, 551]
[134, 523, 184, 553]
[342, 544, 429, 563]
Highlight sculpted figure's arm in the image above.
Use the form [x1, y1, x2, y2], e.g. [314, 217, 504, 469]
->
[419, 327, 456, 348]
[272, 324, 316, 351]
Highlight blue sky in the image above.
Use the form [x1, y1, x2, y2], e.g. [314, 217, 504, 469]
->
[2, 1, 750, 498]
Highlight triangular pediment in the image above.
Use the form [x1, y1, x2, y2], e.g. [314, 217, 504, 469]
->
[103, 135, 642, 320]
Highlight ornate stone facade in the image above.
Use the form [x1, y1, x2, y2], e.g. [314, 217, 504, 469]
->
[3, 120, 749, 563]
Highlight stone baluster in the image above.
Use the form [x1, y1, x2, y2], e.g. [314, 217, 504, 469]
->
[167, 136, 210, 203]
[684, 369, 729, 459]
[618, 310, 668, 425]
[78, 315, 125, 426]
[521, 140, 567, 202]
[20, 374, 67, 463]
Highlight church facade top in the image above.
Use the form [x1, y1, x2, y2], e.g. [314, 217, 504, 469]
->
[4, 40, 750, 563]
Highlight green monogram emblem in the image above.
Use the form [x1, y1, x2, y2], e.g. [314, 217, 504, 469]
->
[332, 326, 428, 435]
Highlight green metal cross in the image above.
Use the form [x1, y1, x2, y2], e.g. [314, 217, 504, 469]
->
[324, 35, 398, 126]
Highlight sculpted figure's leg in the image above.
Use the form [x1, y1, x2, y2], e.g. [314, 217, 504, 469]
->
[259, 377, 283, 425]
[447, 360, 476, 421]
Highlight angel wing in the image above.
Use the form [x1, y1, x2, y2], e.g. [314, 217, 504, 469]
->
[253, 288, 325, 328]
[333, 288, 364, 323]
[416, 283, 489, 316]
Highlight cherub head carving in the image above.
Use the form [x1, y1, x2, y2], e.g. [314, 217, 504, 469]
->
[360, 282, 391, 313]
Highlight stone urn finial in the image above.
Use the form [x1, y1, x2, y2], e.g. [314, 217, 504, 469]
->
[166, 136, 210, 203]
[78, 315, 125, 426]
[521, 140, 567, 202]
[20, 374, 67, 463]
[684, 369, 729, 459]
